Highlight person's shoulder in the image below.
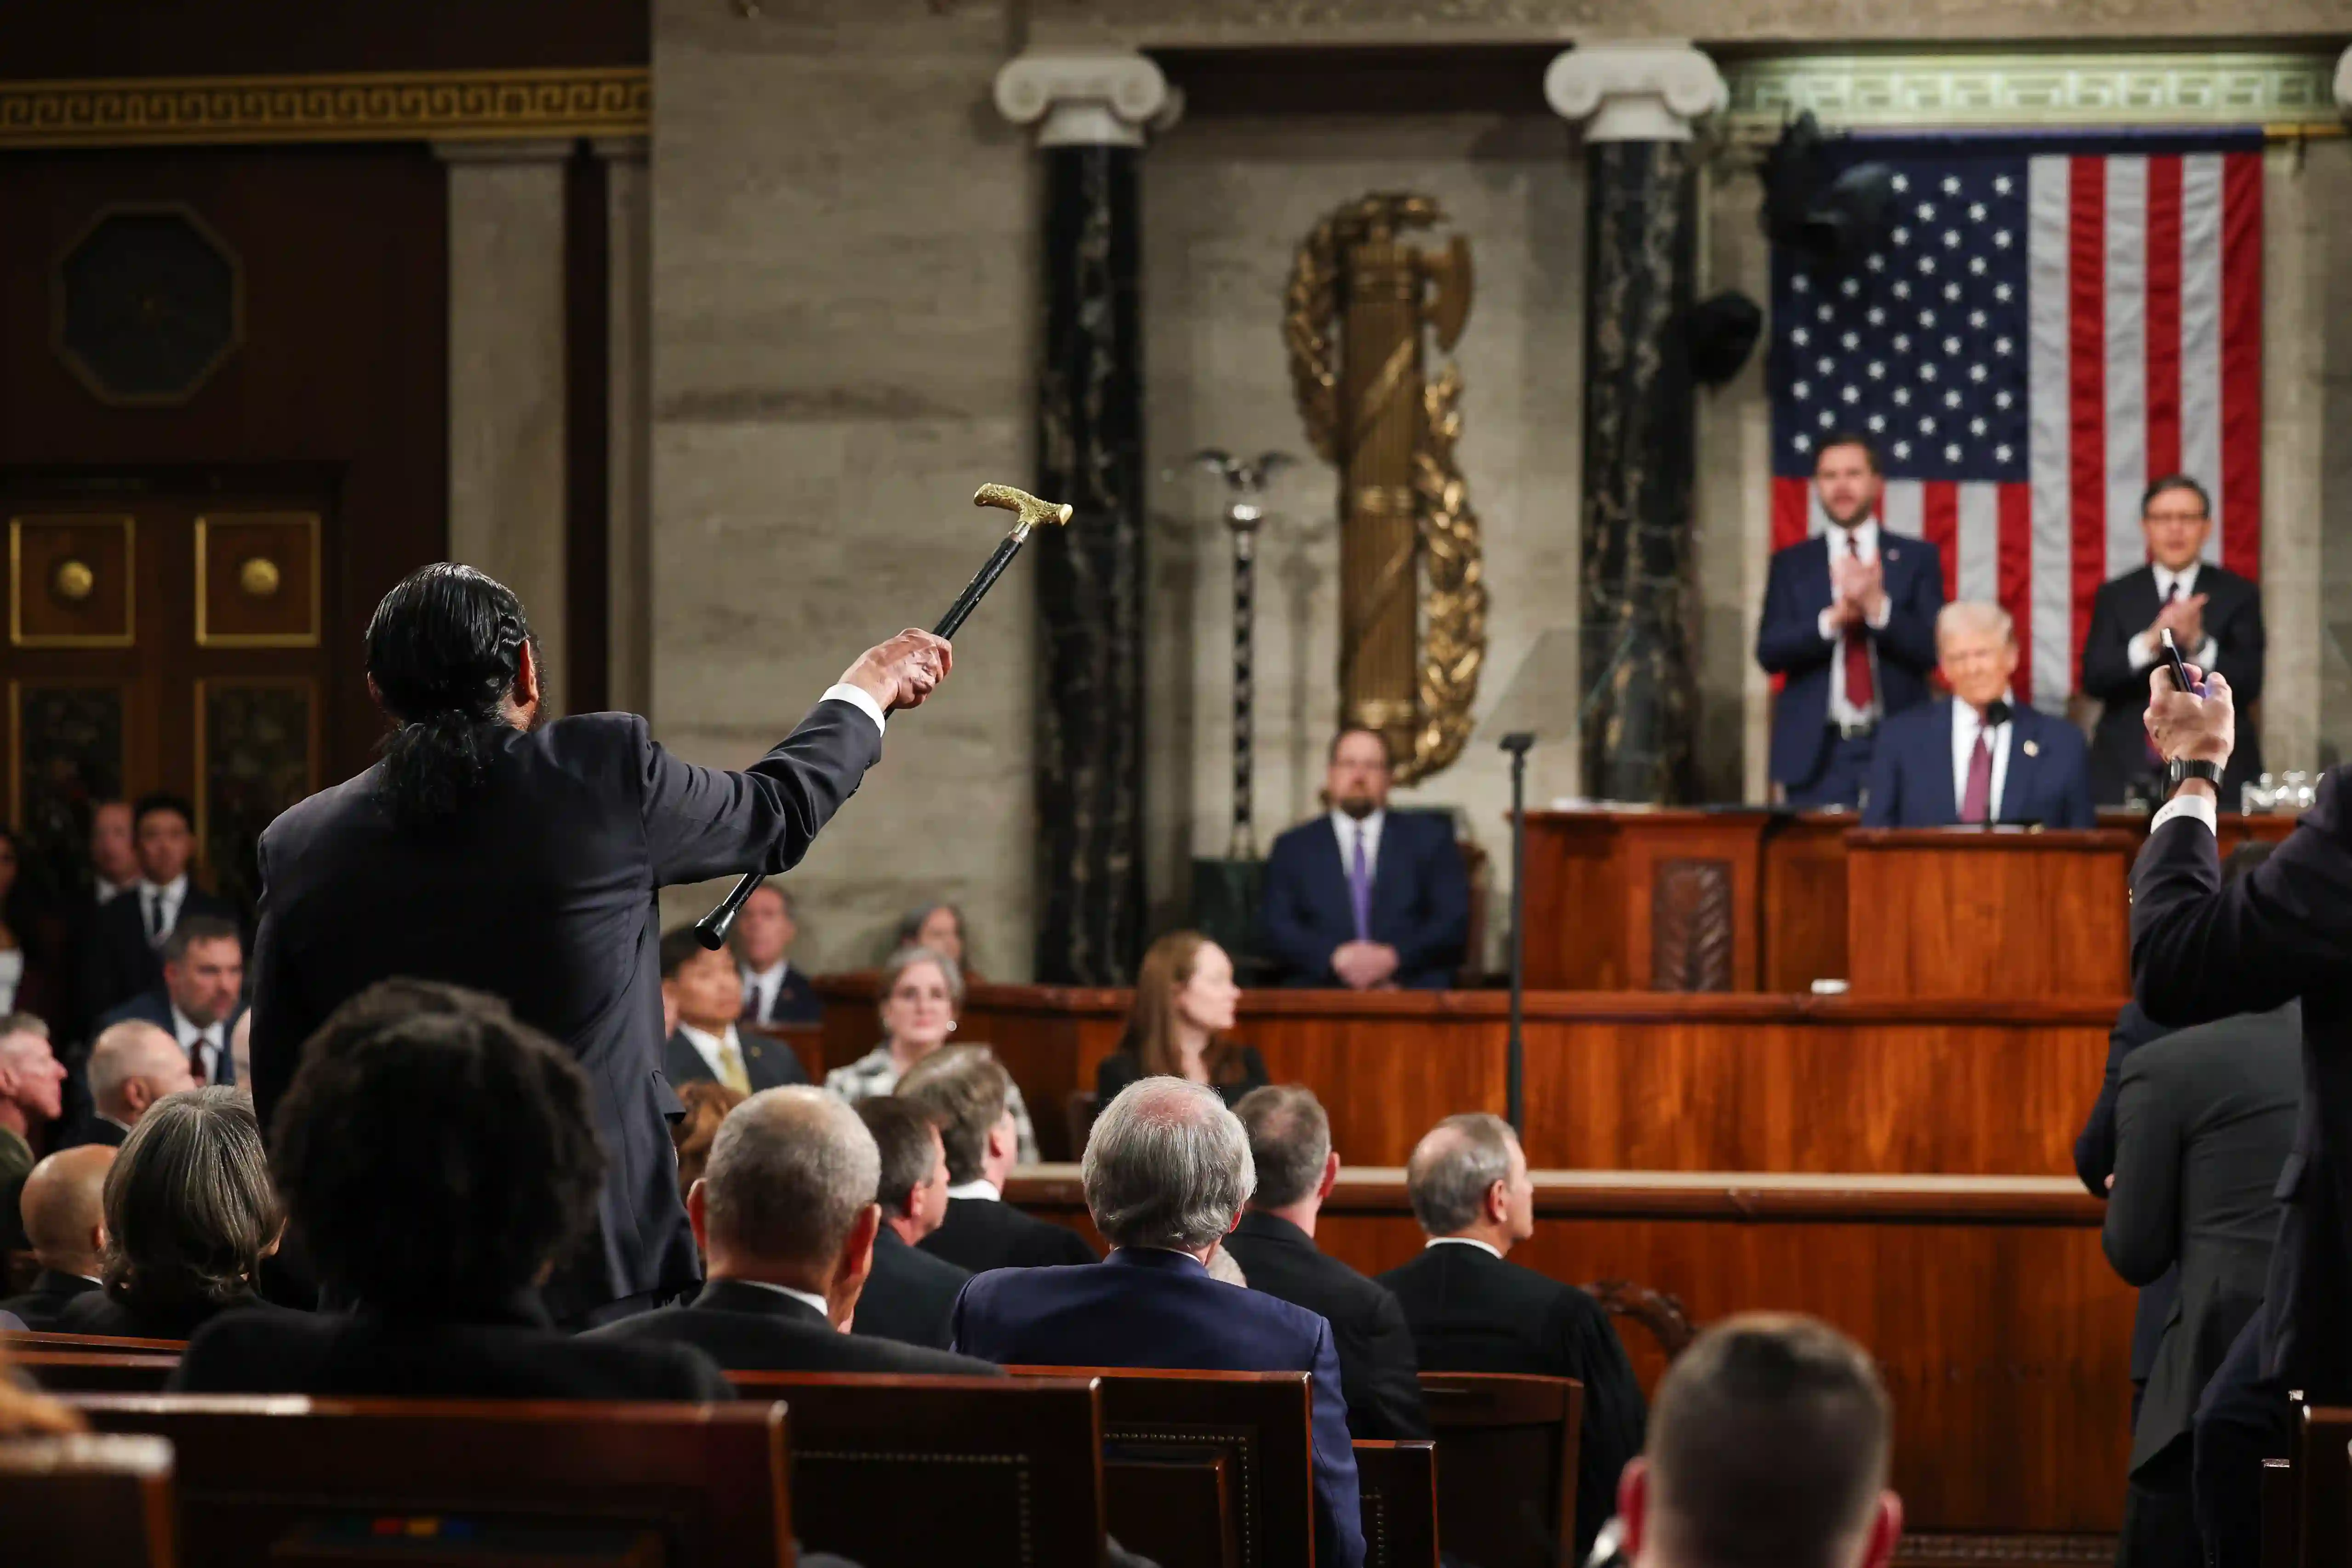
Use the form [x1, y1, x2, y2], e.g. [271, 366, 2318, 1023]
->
[1767, 532, 1824, 566]
[1222, 1270, 1340, 1348]
[556, 1326, 732, 1396]
[95, 991, 167, 1030]
[1096, 1050, 1142, 1095]
[181, 1303, 333, 1368]
[2130, 1004, 2301, 1080]
[259, 767, 383, 852]
[2017, 705, 2088, 756]
[1877, 698, 1948, 747]
[827, 1333, 1000, 1376]
[1265, 818, 1333, 860]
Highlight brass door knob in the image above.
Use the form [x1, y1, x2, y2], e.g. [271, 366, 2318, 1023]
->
[238, 556, 281, 598]
[51, 559, 94, 601]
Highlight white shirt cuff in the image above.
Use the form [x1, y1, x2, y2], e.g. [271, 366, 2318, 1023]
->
[821, 682, 887, 736]
[2150, 793, 2219, 836]
[1865, 595, 1892, 630]
[1817, 607, 1841, 642]
[2129, 631, 2161, 672]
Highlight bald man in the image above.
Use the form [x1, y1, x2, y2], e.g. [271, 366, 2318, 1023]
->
[0, 1145, 113, 1329]
[63, 1020, 196, 1150]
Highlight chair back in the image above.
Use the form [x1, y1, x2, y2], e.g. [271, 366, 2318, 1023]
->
[0, 1432, 177, 1568]
[2295, 1406, 2352, 1567]
[1352, 1440, 1439, 1568]
[1418, 1371, 1582, 1568]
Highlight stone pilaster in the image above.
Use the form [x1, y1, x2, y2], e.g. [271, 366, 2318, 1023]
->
[596, 136, 653, 723]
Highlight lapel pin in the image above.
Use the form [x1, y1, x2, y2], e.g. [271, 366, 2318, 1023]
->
[2023, 739, 2039, 757]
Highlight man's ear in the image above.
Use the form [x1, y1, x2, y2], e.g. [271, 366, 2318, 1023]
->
[122, 1079, 154, 1117]
[685, 1179, 712, 1255]
[514, 638, 541, 710]
[1616, 1457, 1651, 1558]
[834, 1204, 882, 1331]
[1317, 1150, 1341, 1203]
[1485, 1178, 1511, 1226]
[88, 1219, 108, 1256]
[1858, 1491, 1905, 1568]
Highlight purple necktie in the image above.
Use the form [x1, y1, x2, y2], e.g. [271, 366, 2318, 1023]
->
[1348, 825, 1372, 941]
[1960, 731, 1993, 823]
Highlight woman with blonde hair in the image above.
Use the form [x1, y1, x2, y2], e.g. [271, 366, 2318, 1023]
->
[826, 944, 1035, 1160]
[1095, 931, 1267, 1108]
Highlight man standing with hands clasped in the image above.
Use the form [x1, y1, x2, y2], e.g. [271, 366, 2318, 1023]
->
[2131, 659, 2334, 1567]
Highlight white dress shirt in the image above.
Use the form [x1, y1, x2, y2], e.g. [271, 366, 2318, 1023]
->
[728, 1276, 835, 1321]
[0, 948, 20, 1014]
[138, 875, 188, 945]
[742, 960, 790, 1021]
[1815, 520, 1896, 727]
[821, 683, 889, 735]
[676, 1021, 746, 1084]
[171, 1002, 226, 1083]
[945, 1178, 1002, 1203]
[1329, 808, 1387, 880]
[1424, 1236, 1503, 1259]
[1950, 695, 2016, 821]
[94, 876, 129, 906]
[2129, 562, 2221, 673]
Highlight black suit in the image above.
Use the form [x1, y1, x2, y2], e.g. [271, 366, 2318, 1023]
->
[2076, 999, 2182, 1410]
[1095, 1047, 1269, 1110]
[2080, 563, 2265, 804]
[96, 990, 245, 1085]
[60, 1288, 304, 1344]
[249, 702, 881, 1320]
[1378, 1243, 1647, 1563]
[172, 1293, 734, 1400]
[662, 1027, 808, 1094]
[918, 1196, 1096, 1274]
[56, 1116, 128, 1151]
[588, 1277, 999, 1375]
[853, 1227, 968, 1351]
[75, 883, 238, 1038]
[1222, 1210, 1428, 1441]
[740, 964, 822, 1026]
[0, 1269, 99, 1331]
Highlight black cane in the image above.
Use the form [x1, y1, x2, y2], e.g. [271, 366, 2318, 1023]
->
[691, 484, 1073, 950]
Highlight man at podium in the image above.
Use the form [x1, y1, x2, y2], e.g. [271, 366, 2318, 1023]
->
[1862, 601, 2095, 829]
[1756, 433, 1946, 808]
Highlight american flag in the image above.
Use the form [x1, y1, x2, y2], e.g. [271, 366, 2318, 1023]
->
[1770, 131, 2264, 712]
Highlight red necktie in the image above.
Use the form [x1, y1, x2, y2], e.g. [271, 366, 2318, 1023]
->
[2144, 582, 2179, 768]
[1843, 533, 1875, 709]
[1960, 731, 1993, 822]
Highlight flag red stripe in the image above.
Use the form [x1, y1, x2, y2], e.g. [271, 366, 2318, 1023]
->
[1921, 481, 1959, 611]
[2144, 154, 2183, 482]
[2069, 156, 2108, 694]
[1998, 484, 2036, 702]
[2220, 150, 2263, 574]
[1771, 476, 1810, 552]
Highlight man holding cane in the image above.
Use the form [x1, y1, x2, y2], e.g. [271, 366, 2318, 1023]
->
[2134, 661, 2343, 1565]
[249, 562, 951, 1324]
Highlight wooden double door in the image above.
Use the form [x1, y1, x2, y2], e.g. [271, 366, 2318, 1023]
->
[6, 478, 333, 920]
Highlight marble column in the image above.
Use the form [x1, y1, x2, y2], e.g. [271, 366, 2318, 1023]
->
[597, 136, 654, 723]
[1547, 46, 1726, 803]
[437, 139, 572, 713]
[994, 51, 1174, 984]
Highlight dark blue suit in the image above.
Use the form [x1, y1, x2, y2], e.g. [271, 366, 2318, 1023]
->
[1755, 529, 1945, 802]
[1859, 700, 2095, 829]
[950, 1248, 1366, 1568]
[1259, 811, 1467, 989]
[95, 991, 245, 1086]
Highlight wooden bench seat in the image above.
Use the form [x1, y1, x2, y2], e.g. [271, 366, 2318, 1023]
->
[0, 1431, 177, 1568]
[15, 1351, 180, 1394]
[1418, 1371, 1583, 1568]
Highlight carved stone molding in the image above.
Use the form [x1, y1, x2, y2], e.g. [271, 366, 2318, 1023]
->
[1724, 51, 2341, 132]
[1545, 43, 1727, 143]
[0, 68, 649, 150]
[993, 50, 1179, 149]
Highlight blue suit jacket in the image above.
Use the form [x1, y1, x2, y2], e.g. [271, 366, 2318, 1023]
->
[1860, 700, 2095, 830]
[1259, 811, 1468, 989]
[951, 1248, 1366, 1568]
[96, 991, 245, 1086]
[1755, 530, 1945, 787]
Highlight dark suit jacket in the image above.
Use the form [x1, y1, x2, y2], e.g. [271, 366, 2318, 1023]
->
[1859, 699, 2095, 830]
[56, 1116, 128, 1151]
[918, 1196, 1097, 1274]
[95, 990, 246, 1086]
[2131, 773, 2352, 1397]
[2080, 563, 2265, 804]
[1378, 1243, 1647, 1563]
[741, 965, 822, 1026]
[1259, 812, 1468, 989]
[0, 1268, 99, 1331]
[60, 1288, 304, 1344]
[1095, 1047, 1269, 1110]
[172, 1293, 733, 1400]
[248, 703, 881, 1319]
[952, 1247, 1366, 1568]
[1755, 528, 1945, 787]
[2075, 999, 2181, 1386]
[853, 1227, 969, 1351]
[75, 884, 239, 1039]
[661, 1027, 807, 1095]
[590, 1277, 998, 1375]
[2104, 1002, 2299, 1471]
[1222, 1210, 1428, 1441]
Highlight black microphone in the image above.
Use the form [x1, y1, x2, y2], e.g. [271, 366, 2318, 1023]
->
[1981, 698, 2014, 728]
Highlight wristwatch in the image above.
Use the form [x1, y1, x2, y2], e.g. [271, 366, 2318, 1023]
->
[2164, 758, 2224, 795]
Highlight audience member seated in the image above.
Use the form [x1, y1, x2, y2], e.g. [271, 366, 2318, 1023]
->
[173, 979, 731, 1399]
[1260, 728, 1468, 990]
[58, 1087, 290, 1340]
[0, 1145, 113, 1329]
[732, 883, 822, 1026]
[659, 926, 806, 1095]
[672, 1079, 748, 1197]
[77, 799, 142, 914]
[1861, 601, 2095, 829]
[895, 900, 981, 984]
[95, 916, 246, 1086]
[0, 825, 59, 1023]
[2101, 998, 2299, 1568]
[1096, 931, 1269, 1109]
[76, 793, 238, 1033]
[952, 1077, 1366, 1568]
[591, 1086, 995, 1375]
[897, 1045, 1090, 1272]
[1378, 1112, 1646, 1562]
[67, 1021, 198, 1150]
[1225, 1085, 1427, 1441]
[826, 945, 1037, 1159]
[0, 1016, 67, 1249]
[849, 1096, 970, 1350]
[1614, 1314, 1901, 1568]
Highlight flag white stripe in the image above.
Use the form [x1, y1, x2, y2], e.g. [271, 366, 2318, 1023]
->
[2027, 155, 2075, 710]
[1881, 480, 1924, 542]
[1958, 482, 2000, 606]
[2104, 156, 2149, 581]
[2179, 152, 2226, 564]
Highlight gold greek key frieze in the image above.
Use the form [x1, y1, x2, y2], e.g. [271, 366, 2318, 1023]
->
[0, 68, 650, 149]
[1725, 51, 2341, 134]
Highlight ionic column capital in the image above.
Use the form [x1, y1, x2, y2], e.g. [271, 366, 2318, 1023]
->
[1544, 43, 1726, 144]
[993, 49, 1179, 149]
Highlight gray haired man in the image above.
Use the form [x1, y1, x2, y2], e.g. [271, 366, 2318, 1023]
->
[951, 1078, 1368, 1568]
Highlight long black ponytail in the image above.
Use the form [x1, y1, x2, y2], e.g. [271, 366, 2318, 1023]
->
[366, 564, 537, 829]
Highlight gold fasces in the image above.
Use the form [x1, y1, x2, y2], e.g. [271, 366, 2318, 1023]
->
[238, 556, 281, 598]
[51, 559, 94, 602]
[972, 483, 1075, 536]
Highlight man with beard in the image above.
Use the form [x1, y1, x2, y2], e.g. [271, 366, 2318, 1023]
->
[1259, 728, 1467, 991]
[1757, 433, 1947, 809]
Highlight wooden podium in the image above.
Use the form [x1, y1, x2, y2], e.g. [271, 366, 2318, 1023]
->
[1844, 827, 2137, 1000]
[1521, 810, 1773, 990]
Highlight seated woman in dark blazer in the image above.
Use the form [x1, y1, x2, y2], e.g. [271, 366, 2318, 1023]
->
[59, 1086, 291, 1340]
[1096, 931, 1267, 1110]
